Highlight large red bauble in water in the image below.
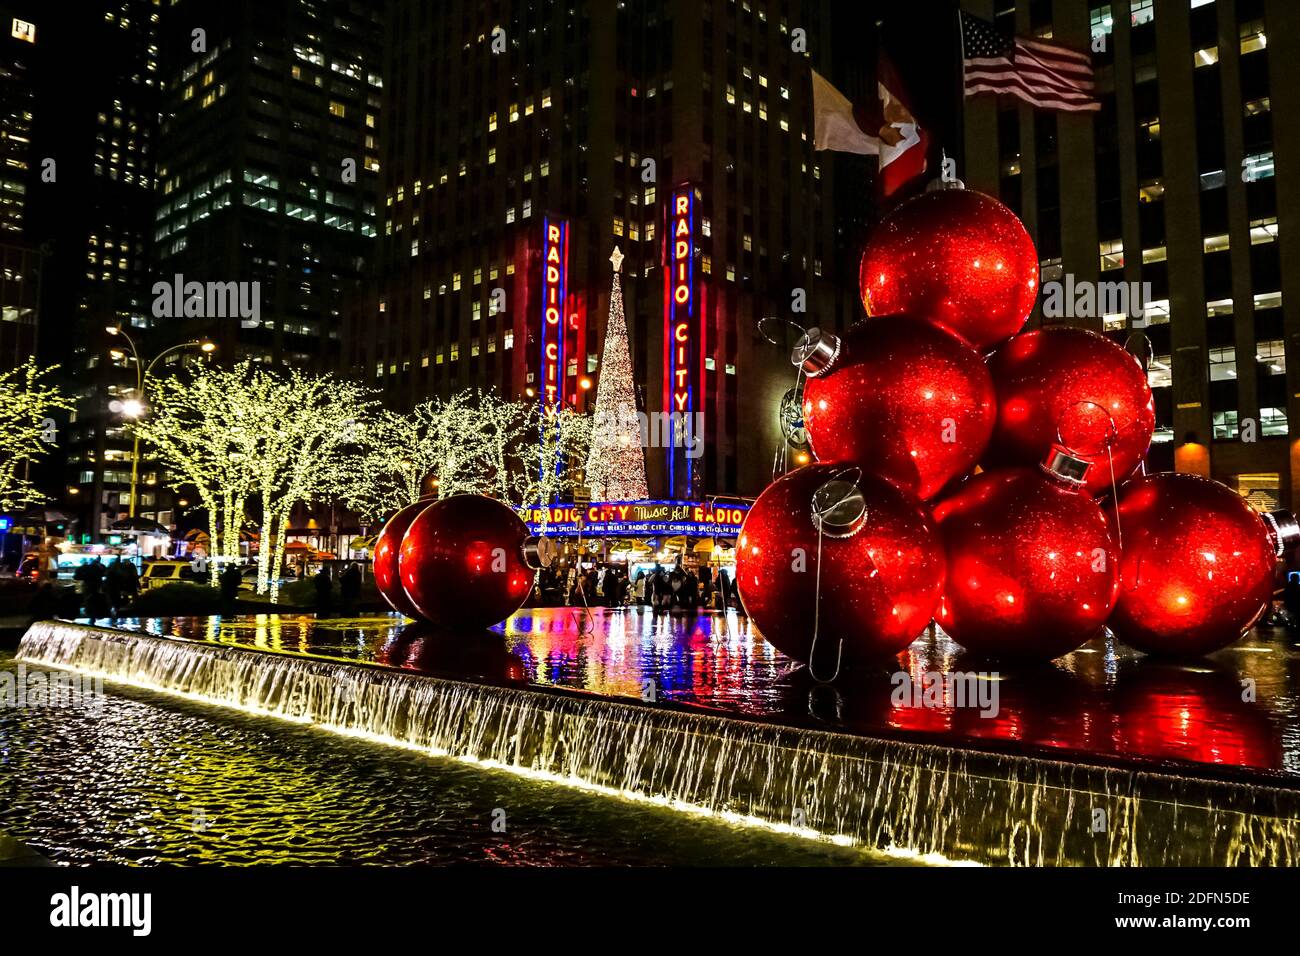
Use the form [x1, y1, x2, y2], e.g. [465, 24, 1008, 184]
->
[399, 495, 535, 629]
[799, 316, 995, 500]
[985, 327, 1155, 497]
[859, 187, 1038, 351]
[933, 468, 1120, 660]
[373, 499, 430, 618]
[735, 463, 945, 668]
[1109, 473, 1278, 657]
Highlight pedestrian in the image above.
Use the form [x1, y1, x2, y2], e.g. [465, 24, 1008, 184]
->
[340, 561, 362, 613]
[219, 562, 242, 612]
[700, 565, 714, 610]
[603, 566, 620, 607]
[1285, 572, 1300, 630]
[75, 557, 107, 617]
[105, 557, 125, 615]
[314, 564, 333, 615]
[119, 557, 139, 607]
[634, 569, 647, 605]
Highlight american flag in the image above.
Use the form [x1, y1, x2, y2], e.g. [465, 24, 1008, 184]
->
[961, 10, 1100, 113]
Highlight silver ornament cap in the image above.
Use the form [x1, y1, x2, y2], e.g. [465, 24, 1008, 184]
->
[521, 535, 557, 569]
[810, 478, 868, 538]
[1262, 510, 1300, 558]
[791, 327, 842, 377]
[1040, 444, 1090, 489]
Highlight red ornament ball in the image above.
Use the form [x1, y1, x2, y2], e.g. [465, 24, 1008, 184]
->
[933, 467, 1120, 660]
[985, 327, 1155, 497]
[735, 463, 946, 667]
[1109, 473, 1277, 656]
[799, 316, 996, 500]
[373, 499, 430, 618]
[399, 494, 535, 629]
[859, 187, 1038, 351]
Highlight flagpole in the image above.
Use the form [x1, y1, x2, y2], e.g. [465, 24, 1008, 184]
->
[955, 0, 966, 179]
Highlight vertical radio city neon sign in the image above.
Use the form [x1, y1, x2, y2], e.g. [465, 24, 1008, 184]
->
[538, 217, 570, 486]
[540, 217, 569, 408]
[664, 186, 698, 498]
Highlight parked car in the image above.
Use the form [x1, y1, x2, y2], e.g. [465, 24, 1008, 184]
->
[140, 559, 202, 590]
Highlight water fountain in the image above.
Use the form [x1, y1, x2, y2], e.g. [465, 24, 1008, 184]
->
[18, 619, 1300, 865]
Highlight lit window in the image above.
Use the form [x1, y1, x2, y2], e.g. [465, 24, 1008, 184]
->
[1240, 20, 1266, 55]
[1208, 347, 1237, 382]
[1213, 410, 1239, 440]
[1193, 46, 1218, 68]
[329, 101, 346, 117]
[1203, 233, 1230, 253]
[1260, 407, 1288, 437]
[1099, 239, 1124, 270]
[1257, 340, 1286, 375]
[1249, 216, 1278, 244]
[1090, 5, 1114, 41]
[1131, 0, 1154, 27]
[1243, 152, 1274, 182]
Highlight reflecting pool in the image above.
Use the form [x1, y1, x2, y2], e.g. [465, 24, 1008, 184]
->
[72, 608, 1300, 781]
[0, 650, 901, 866]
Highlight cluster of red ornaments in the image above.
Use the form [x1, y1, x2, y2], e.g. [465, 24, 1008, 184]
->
[737, 184, 1297, 667]
[373, 494, 549, 629]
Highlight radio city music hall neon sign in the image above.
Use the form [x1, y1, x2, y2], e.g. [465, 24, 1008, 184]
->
[540, 217, 569, 407]
[664, 186, 699, 497]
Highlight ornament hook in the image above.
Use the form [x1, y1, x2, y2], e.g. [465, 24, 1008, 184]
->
[757, 315, 809, 348]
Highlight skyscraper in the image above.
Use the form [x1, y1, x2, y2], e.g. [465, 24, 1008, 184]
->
[22, 0, 162, 538]
[152, 0, 383, 368]
[961, 0, 1298, 510]
[351, 0, 867, 500]
[0, 5, 39, 371]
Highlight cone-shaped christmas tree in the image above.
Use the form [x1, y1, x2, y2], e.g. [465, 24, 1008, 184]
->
[584, 246, 649, 501]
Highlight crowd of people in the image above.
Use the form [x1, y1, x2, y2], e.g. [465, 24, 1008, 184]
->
[532, 559, 741, 612]
[68, 556, 140, 616]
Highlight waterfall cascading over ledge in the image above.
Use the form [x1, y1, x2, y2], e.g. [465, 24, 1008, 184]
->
[16, 619, 1300, 866]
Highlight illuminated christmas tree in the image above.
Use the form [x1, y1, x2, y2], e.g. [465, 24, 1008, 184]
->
[584, 246, 649, 501]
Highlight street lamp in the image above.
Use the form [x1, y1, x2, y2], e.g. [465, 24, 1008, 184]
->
[105, 324, 216, 518]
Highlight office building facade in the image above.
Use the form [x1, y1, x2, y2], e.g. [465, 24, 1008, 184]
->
[961, 0, 1298, 510]
[351, 0, 866, 500]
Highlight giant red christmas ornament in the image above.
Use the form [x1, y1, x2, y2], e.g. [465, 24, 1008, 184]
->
[932, 457, 1120, 660]
[735, 463, 945, 671]
[859, 186, 1038, 351]
[984, 327, 1155, 497]
[794, 316, 995, 500]
[399, 494, 552, 629]
[373, 499, 431, 618]
[1109, 473, 1296, 656]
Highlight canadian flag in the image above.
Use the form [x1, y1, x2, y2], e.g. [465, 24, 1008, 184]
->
[811, 57, 928, 198]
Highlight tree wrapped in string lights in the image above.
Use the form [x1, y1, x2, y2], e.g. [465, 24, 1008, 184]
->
[0, 360, 74, 512]
[583, 246, 648, 501]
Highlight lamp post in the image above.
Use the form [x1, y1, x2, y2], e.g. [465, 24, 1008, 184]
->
[106, 325, 215, 518]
